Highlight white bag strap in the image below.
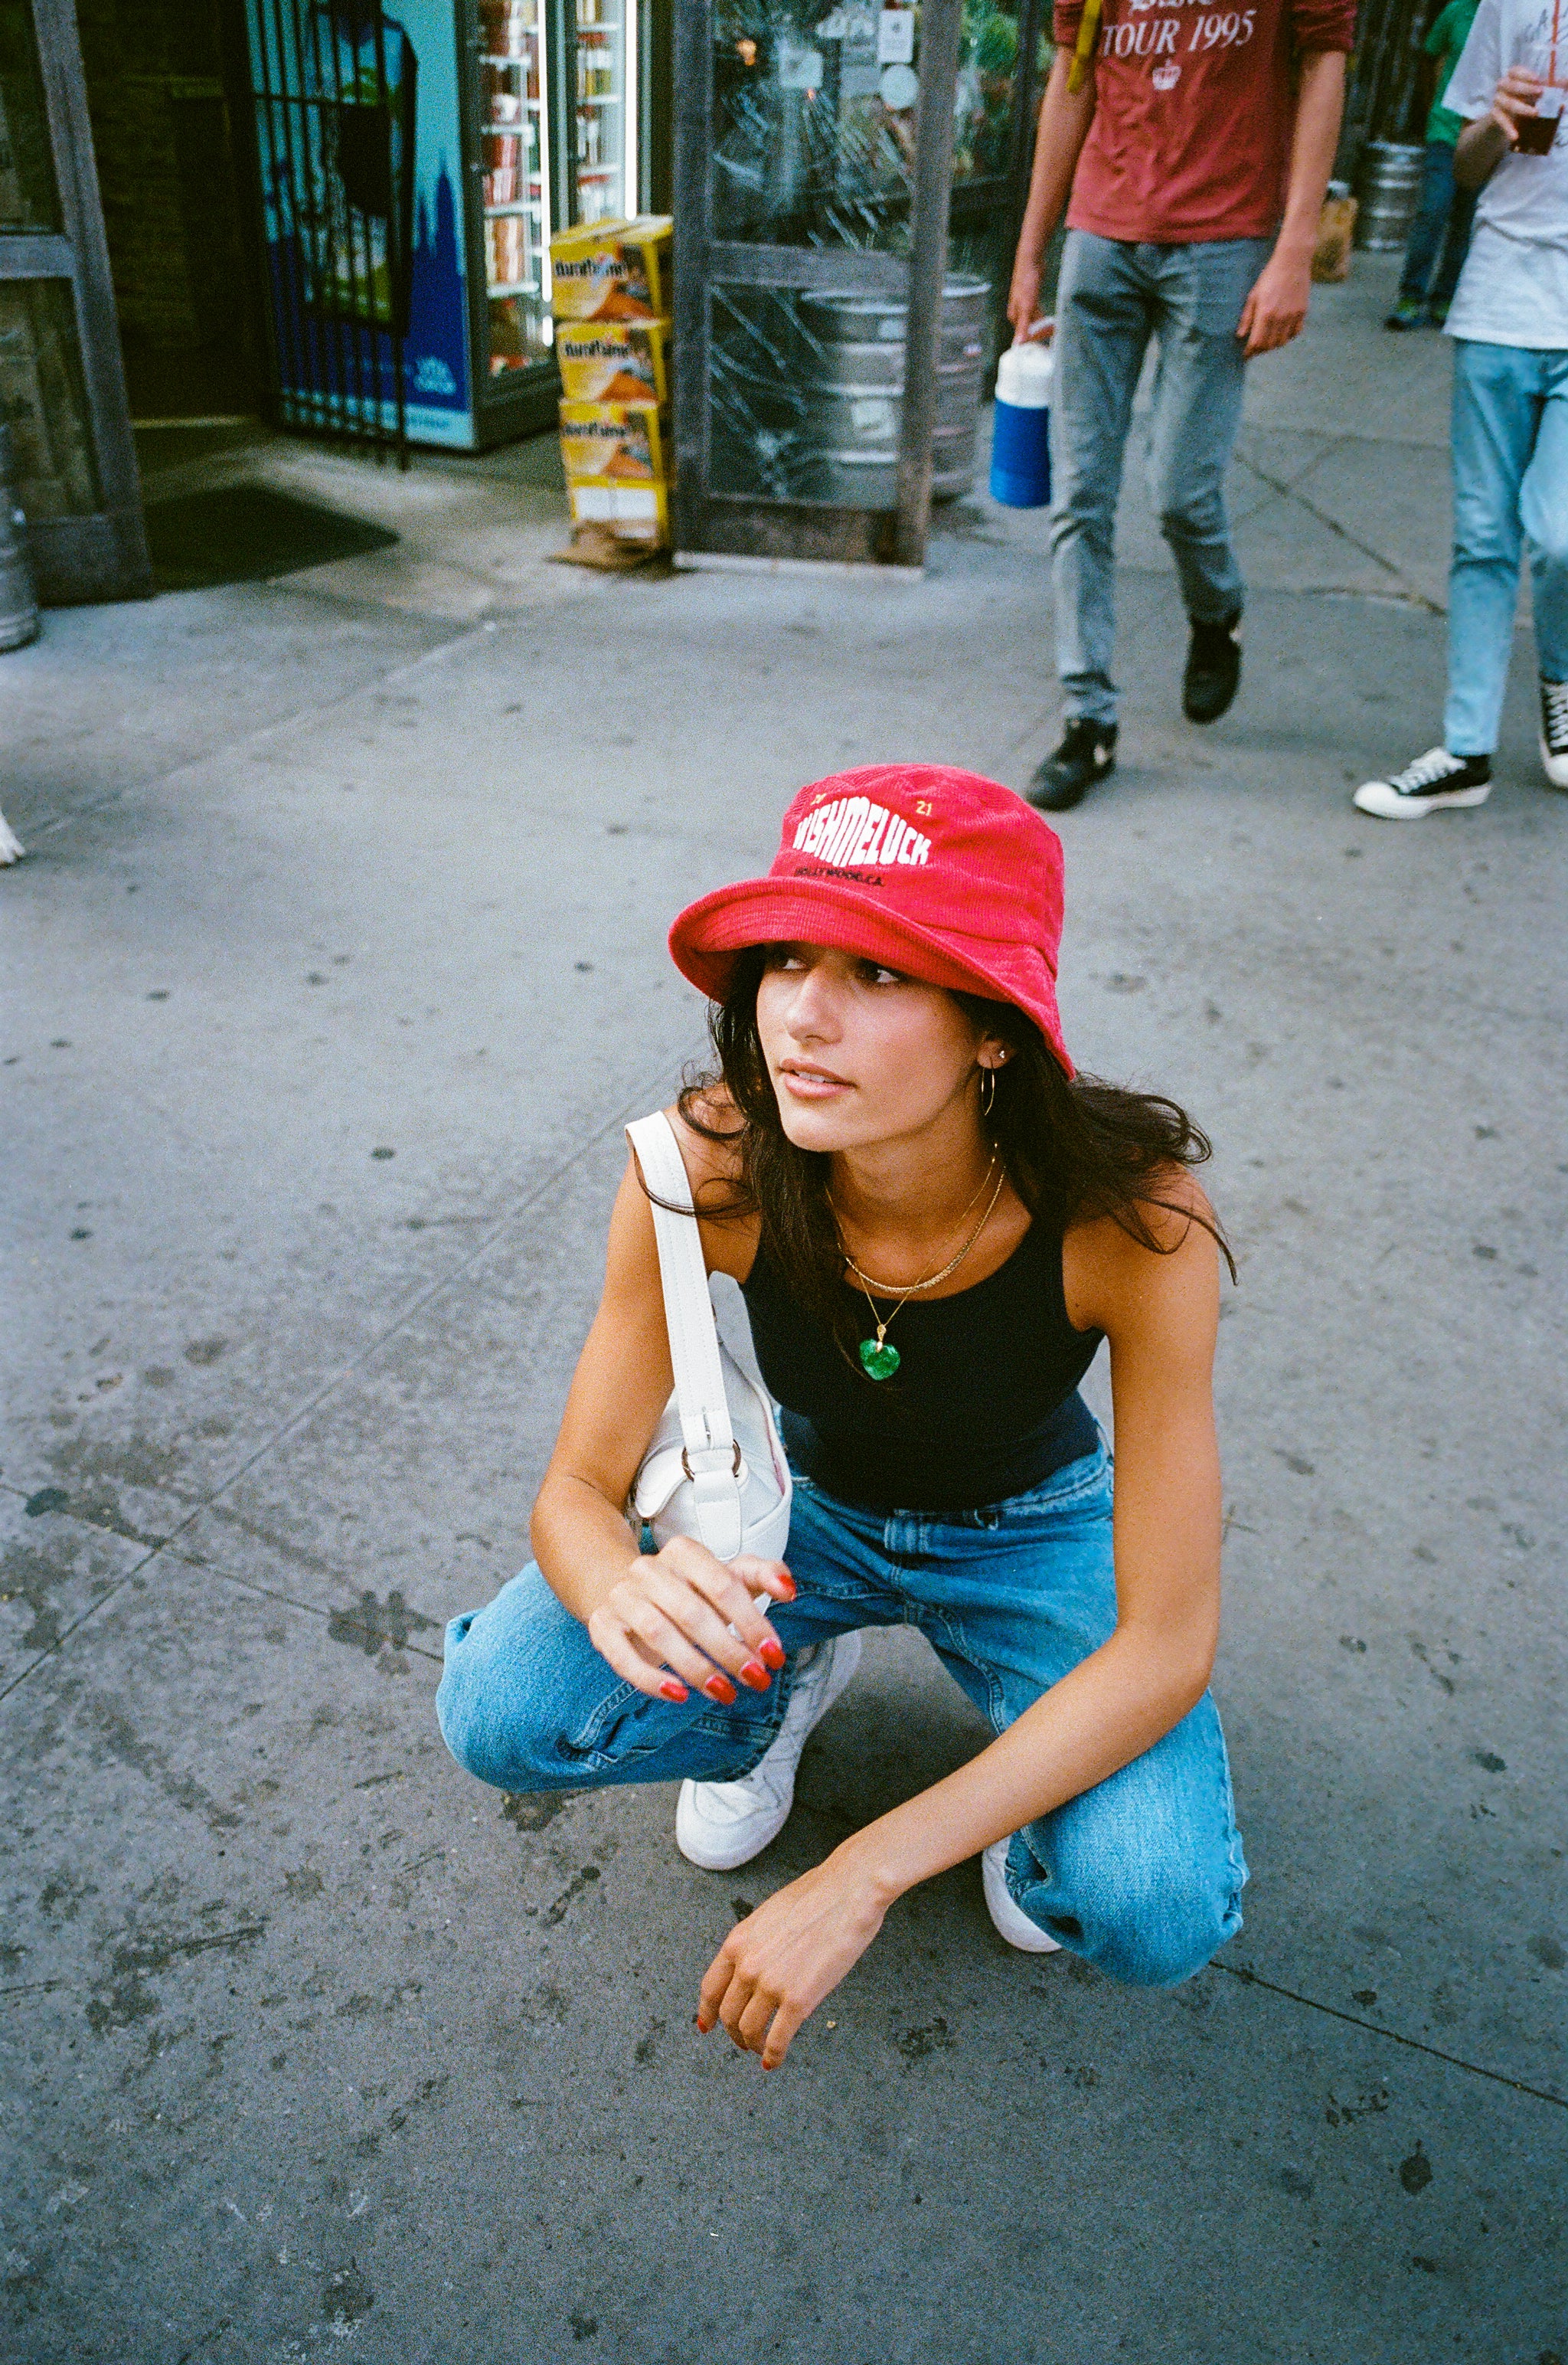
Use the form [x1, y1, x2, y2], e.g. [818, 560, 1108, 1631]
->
[626, 1112, 744, 1560]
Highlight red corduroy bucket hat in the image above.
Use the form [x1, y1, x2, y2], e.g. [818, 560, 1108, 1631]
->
[669, 764, 1073, 1077]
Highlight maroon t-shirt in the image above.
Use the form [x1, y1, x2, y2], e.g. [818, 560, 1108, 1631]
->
[1053, 0, 1355, 244]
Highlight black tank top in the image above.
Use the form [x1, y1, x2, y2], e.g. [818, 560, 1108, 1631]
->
[740, 1222, 1103, 1514]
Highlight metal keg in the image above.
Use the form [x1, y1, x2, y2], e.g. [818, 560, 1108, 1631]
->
[797, 276, 991, 507]
[929, 273, 988, 498]
[0, 423, 39, 653]
[1354, 142, 1425, 252]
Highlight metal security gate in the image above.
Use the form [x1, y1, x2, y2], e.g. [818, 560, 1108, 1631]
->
[245, 0, 413, 465]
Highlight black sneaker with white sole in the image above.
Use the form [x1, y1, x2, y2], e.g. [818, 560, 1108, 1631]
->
[1183, 610, 1242, 724]
[1027, 718, 1117, 813]
[1540, 679, 1568, 789]
[1352, 746, 1491, 819]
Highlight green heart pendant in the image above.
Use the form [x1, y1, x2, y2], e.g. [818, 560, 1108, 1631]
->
[859, 1336, 901, 1381]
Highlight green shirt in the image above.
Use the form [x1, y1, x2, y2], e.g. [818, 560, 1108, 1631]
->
[1425, 0, 1482, 145]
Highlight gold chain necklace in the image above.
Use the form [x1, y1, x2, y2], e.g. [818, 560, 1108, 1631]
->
[834, 1157, 1006, 1382]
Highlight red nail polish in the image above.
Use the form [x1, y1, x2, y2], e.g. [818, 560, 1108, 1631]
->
[660, 1677, 688, 1703]
[739, 1659, 770, 1692]
[776, 1574, 797, 1601]
[758, 1637, 786, 1672]
[704, 1673, 737, 1706]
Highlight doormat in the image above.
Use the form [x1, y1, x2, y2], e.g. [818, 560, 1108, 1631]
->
[144, 483, 399, 591]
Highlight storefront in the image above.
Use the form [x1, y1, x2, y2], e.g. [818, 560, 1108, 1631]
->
[0, 0, 148, 602]
[241, 0, 667, 456]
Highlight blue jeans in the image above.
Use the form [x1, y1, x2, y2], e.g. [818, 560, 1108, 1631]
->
[1050, 230, 1272, 725]
[1398, 142, 1476, 310]
[437, 1444, 1248, 1989]
[1445, 338, 1568, 755]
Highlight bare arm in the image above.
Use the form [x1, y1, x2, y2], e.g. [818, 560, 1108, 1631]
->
[531, 1139, 792, 1706]
[698, 1197, 1223, 2068]
[1455, 66, 1544, 186]
[1237, 47, 1348, 357]
[1005, 51, 1098, 341]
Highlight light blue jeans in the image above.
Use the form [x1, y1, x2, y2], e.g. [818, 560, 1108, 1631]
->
[1050, 230, 1272, 725]
[1445, 337, 1568, 755]
[437, 1442, 1248, 1988]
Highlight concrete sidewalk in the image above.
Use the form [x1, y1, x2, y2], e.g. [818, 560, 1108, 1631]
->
[2, 254, 1563, 2364]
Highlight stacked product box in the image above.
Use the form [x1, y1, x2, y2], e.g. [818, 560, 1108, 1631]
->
[550, 216, 672, 548]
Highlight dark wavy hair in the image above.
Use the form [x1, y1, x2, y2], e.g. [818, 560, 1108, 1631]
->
[673, 946, 1235, 1361]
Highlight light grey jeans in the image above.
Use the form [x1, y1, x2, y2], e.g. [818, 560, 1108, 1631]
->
[1050, 229, 1272, 725]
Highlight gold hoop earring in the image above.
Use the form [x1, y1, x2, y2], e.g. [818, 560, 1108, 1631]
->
[979, 1067, 996, 1118]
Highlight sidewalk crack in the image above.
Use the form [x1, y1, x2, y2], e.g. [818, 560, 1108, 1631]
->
[1215, 1959, 1563, 2108]
[1232, 453, 1442, 615]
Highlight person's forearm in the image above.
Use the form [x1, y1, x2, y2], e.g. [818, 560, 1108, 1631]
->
[1455, 115, 1508, 186]
[1272, 48, 1348, 261]
[834, 1619, 1216, 1906]
[531, 1470, 640, 1623]
[1016, 54, 1097, 267]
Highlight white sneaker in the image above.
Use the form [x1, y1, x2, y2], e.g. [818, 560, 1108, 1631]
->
[982, 1837, 1062, 1954]
[1352, 746, 1491, 819]
[1540, 679, 1568, 789]
[675, 1631, 863, 1873]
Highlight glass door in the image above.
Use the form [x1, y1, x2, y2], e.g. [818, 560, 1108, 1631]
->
[949, 0, 1047, 375]
[569, 0, 638, 227]
[479, 0, 551, 381]
[672, 0, 965, 568]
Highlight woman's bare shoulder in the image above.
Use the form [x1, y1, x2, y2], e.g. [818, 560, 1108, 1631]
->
[1063, 1169, 1223, 1333]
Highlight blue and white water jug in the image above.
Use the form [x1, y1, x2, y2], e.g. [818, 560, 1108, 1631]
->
[990, 336, 1054, 509]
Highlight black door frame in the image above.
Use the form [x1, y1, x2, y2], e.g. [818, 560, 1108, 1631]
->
[2, 0, 149, 601]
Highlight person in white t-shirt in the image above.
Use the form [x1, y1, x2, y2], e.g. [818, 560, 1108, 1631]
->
[1354, 0, 1568, 816]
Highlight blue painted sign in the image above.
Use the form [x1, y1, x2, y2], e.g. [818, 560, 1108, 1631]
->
[247, 0, 474, 446]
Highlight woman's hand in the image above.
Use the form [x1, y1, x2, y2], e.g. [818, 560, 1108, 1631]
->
[696, 1848, 892, 2069]
[584, 1536, 795, 1705]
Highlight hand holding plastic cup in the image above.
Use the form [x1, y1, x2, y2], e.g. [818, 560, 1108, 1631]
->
[1516, 83, 1563, 152]
[1511, 18, 1565, 153]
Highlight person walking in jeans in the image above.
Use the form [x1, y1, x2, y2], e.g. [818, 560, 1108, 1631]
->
[1386, 0, 1481, 329]
[1355, 0, 1568, 817]
[1008, 0, 1354, 810]
[438, 767, 1247, 2066]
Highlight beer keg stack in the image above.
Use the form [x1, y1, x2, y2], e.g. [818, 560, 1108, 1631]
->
[795, 276, 991, 509]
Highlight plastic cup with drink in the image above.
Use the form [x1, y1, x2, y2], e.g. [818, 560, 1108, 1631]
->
[1515, 8, 1566, 153]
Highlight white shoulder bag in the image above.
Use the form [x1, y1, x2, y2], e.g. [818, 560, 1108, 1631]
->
[625, 1111, 792, 1565]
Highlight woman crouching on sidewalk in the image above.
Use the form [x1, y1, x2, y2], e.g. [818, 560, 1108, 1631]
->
[437, 765, 1246, 2068]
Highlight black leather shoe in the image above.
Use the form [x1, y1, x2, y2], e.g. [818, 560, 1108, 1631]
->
[1184, 611, 1242, 724]
[1027, 718, 1118, 812]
